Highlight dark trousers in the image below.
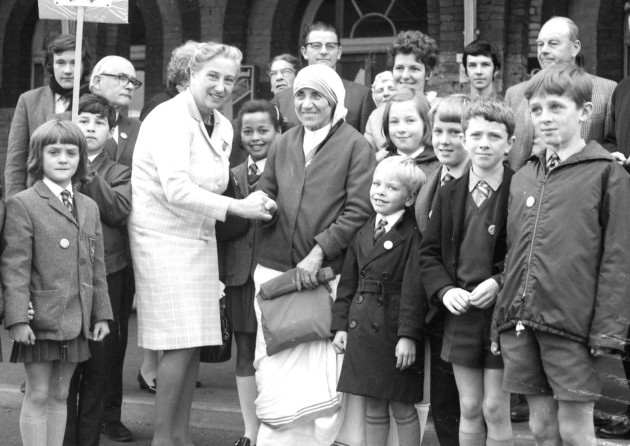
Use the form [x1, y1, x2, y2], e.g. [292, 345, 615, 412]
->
[104, 266, 135, 423]
[428, 310, 461, 446]
[65, 270, 125, 446]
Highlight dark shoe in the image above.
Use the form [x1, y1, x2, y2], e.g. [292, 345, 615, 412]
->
[234, 437, 252, 446]
[101, 421, 133, 442]
[137, 370, 156, 393]
[598, 418, 630, 439]
[510, 401, 529, 423]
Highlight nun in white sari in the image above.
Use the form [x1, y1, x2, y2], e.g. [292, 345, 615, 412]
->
[253, 64, 376, 445]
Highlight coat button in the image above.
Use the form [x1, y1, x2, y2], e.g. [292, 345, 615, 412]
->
[216, 182, 222, 188]
[359, 270, 367, 278]
[381, 273, 389, 280]
[80, 259, 86, 265]
[349, 320, 357, 329]
[357, 296, 364, 304]
[376, 298, 383, 306]
[215, 156, 221, 162]
[371, 323, 379, 333]
[204, 230, 210, 236]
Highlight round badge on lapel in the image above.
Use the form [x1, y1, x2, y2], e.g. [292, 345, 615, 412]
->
[384, 240, 393, 250]
[60, 239, 70, 249]
[120, 132, 128, 140]
[526, 196, 535, 208]
[488, 225, 496, 235]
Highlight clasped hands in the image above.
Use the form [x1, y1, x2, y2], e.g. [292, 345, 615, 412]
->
[442, 278, 499, 315]
[230, 190, 277, 221]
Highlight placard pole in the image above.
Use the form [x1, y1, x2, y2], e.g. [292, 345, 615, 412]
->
[71, 6, 85, 121]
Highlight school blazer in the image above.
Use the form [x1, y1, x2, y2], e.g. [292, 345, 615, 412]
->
[5, 87, 56, 198]
[272, 78, 375, 133]
[418, 168, 514, 302]
[2, 181, 112, 341]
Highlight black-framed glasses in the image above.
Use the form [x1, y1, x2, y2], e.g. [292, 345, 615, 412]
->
[99, 73, 143, 90]
[267, 68, 296, 78]
[304, 42, 340, 51]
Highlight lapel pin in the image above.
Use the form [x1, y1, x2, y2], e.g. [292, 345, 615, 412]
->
[488, 225, 496, 235]
[526, 196, 535, 208]
[383, 240, 393, 250]
[120, 132, 128, 140]
[60, 239, 70, 249]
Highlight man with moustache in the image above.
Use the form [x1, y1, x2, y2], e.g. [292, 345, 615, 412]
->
[505, 16, 616, 171]
[272, 22, 375, 132]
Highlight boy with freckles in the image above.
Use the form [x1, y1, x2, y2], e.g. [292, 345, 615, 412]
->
[419, 97, 515, 446]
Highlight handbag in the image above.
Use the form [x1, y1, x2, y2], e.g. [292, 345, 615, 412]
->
[257, 267, 334, 356]
[215, 170, 250, 242]
[199, 297, 232, 363]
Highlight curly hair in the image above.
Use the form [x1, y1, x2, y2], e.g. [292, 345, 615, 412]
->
[388, 30, 439, 75]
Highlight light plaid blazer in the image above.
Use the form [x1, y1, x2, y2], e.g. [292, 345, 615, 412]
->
[505, 73, 617, 170]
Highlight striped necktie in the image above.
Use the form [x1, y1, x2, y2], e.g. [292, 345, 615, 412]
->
[474, 180, 492, 207]
[547, 151, 560, 172]
[373, 218, 388, 245]
[441, 173, 454, 186]
[248, 163, 261, 191]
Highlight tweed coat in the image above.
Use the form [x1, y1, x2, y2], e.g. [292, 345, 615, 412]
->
[505, 73, 617, 171]
[5, 87, 57, 198]
[2, 181, 112, 341]
[333, 211, 427, 402]
[129, 89, 233, 350]
[272, 78, 375, 133]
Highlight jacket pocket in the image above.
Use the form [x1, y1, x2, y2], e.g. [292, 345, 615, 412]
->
[29, 289, 63, 332]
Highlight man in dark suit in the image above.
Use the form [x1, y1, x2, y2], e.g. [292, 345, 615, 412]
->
[272, 22, 375, 133]
[88, 55, 141, 443]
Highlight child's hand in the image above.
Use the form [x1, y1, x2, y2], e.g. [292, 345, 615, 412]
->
[491, 341, 501, 356]
[443, 288, 471, 315]
[332, 331, 347, 354]
[91, 321, 110, 342]
[469, 279, 500, 309]
[27, 301, 34, 320]
[611, 151, 627, 165]
[590, 346, 613, 358]
[10, 323, 36, 345]
[395, 337, 416, 371]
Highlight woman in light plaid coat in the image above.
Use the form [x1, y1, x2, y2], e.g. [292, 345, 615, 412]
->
[128, 42, 275, 446]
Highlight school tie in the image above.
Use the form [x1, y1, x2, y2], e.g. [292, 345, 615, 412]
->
[373, 218, 388, 245]
[474, 180, 492, 207]
[441, 173, 454, 186]
[248, 163, 261, 191]
[60, 190, 75, 218]
[547, 151, 560, 172]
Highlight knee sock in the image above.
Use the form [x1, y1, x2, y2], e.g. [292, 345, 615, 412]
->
[366, 413, 390, 446]
[459, 430, 486, 446]
[486, 437, 513, 446]
[394, 412, 420, 446]
[19, 413, 47, 446]
[236, 375, 260, 443]
[46, 406, 68, 446]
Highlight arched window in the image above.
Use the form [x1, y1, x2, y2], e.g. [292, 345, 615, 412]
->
[300, 0, 427, 85]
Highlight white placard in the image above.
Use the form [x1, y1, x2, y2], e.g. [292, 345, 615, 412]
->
[55, 0, 111, 7]
[38, 0, 127, 24]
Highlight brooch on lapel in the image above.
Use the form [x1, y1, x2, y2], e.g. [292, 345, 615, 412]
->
[120, 132, 128, 140]
[488, 225, 496, 236]
[383, 240, 393, 250]
[526, 196, 535, 208]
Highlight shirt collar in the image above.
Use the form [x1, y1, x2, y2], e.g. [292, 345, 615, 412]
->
[468, 163, 504, 192]
[398, 146, 425, 159]
[43, 177, 73, 200]
[376, 209, 405, 232]
[545, 141, 585, 163]
[441, 160, 468, 181]
[247, 156, 266, 173]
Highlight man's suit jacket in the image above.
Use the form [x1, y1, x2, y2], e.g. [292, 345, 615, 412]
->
[5, 86, 57, 198]
[419, 168, 513, 301]
[272, 78, 375, 133]
[105, 115, 141, 170]
[505, 73, 617, 171]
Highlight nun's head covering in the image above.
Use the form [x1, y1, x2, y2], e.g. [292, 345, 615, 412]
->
[293, 64, 348, 126]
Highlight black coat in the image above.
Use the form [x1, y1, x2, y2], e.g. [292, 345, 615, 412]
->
[332, 210, 427, 402]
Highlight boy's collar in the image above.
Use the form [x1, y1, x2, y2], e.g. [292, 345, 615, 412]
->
[375, 209, 405, 231]
[469, 163, 504, 192]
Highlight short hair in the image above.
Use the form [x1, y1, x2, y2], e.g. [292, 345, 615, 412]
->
[524, 63, 592, 108]
[462, 97, 516, 138]
[90, 56, 135, 90]
[78, 94, 117, 129]
[167, 41, 199, 87]
[375, 156, 427, 198]
[27, 120, 89, 187]
[189, 42, 243, 76]
[44, 34, 93, 83]
[301, 22, 340, 47]
[430, 94, 470, 125]
[546, 16, 580, 42]
[371, 71, 394, 89]
[236, 99, 285, 138]
[389, 30, 439, 75]
[383, 92, 432, 152]
[462, 39, 501, 76]
[269, 53, 299, 71]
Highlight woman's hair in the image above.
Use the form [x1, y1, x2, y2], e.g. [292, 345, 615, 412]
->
[27, 120, 89, 187]
[44, 34, 94, 83]
[189, 42, 243, 75]
[269, 53, 299, 71]
[78, 94, 117, 129]
[168, 41, 199, 87]
[236, 100, 285, 137]
[375, 156, 427, 198]
[388, 30, 439, 75]
[382, 92, 432, 152]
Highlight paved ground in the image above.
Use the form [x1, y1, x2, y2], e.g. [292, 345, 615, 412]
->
[1, 313, 630, 445]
